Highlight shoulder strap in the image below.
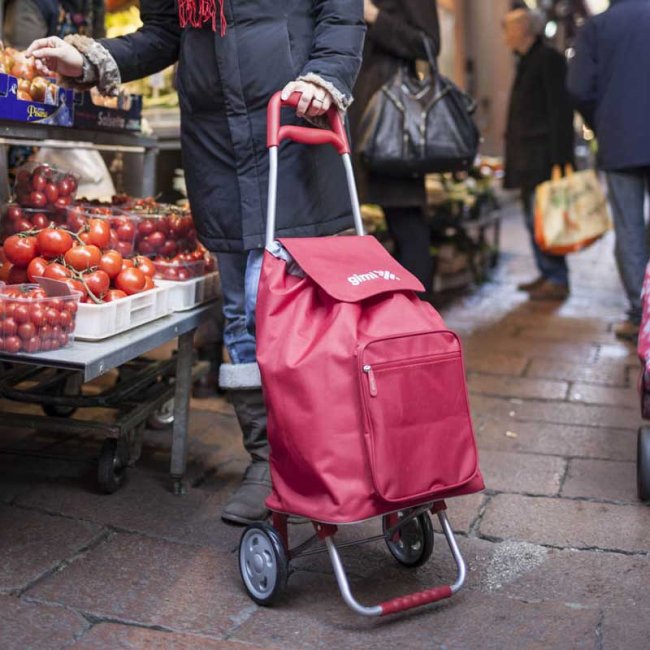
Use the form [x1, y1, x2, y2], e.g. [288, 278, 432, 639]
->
[421, 32, 439, 75]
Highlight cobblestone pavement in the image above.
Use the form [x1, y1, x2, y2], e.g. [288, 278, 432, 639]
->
[1, 200, 648, 649]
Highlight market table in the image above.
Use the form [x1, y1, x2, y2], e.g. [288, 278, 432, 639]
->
[0, 302, 216, 494]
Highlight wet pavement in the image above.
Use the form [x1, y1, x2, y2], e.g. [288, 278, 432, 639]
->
[1, 198, 648, 649]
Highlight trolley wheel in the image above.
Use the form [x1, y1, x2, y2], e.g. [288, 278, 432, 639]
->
[147, 398, 175, 430]
[97, 438, 129, 494]
[239, 523, 289, 606]
[383, 510, 434, 568]
[41, 372, 82, 418]
[638, 427, 650, 501]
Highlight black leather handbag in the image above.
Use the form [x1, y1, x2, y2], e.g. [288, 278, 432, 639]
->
[357, 36, 479, 177]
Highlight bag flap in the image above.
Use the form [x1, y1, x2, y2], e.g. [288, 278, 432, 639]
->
[278, 236, 424, 303]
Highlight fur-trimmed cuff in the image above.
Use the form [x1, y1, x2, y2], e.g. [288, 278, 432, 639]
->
[296, 73, 352, 112]
[61, 35, 121, 97]
[219, 363, 262, 389]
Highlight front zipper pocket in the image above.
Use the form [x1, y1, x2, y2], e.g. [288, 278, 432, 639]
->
[359, 331, 478, 504]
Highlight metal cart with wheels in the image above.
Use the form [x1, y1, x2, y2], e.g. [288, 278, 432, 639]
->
[0, 303, 215, 494]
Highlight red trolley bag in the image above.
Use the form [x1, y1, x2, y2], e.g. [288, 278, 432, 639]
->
[238, 92, 484, 617]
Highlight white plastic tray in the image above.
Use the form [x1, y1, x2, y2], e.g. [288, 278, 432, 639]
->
[157, 271, 220, 312]
[75, 286, 171, 340]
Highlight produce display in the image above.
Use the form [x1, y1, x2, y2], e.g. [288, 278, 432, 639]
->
[66, 205, 137, 258]
[0, 48, 60, 104]
[13, 163, 78, 213]
[0, 284, 81, 353]
[1, 223, 156, 304]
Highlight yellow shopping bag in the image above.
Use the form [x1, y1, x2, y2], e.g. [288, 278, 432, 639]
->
[534, 165, 611, 255]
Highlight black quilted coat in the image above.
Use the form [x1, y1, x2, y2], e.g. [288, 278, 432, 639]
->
[101, 0, 365, 252]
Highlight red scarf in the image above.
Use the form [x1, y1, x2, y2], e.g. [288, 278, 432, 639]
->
[178, 0, 227, 36]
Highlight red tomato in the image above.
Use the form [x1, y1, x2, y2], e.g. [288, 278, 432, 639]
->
[24, 336, 41, 353]
[64, 244, 101, 271]
[6, 204, 23, 221]
[31, 172, 46, 192]
[147, 231, 165, 250]
[31, 212, 51, 230]
[28, 191, 47, 209]
[103, 289, 128, 302]
[83, 269, 110, 299]
[3, 317, 18, 336]
[44, 183, 59, 203]
[99, 250, 123, 279]
[115, 267, 146, 295]
[30, 305, 46, 327]
[115, 219, 136, 242]
[27, 256, 49, 282]
[8, 266, 28, 284]
[18, 321, 36, 341]
[43, 262, 72, 281]
[37, 227, 73, 259]
[4, 336, 21, 354]
[13, 304, 31, 324]
[63, 279, 87, 302]
[133, 256, 155, 278]
[121, 259, 134, 270]
[0, 261, 12, 282]
[58, 309, 72, 330]
[137, 219, 155, 236]
[143, 276, 155, 291]
[84, 218, 110, 249]
[3, 235, 38, 268]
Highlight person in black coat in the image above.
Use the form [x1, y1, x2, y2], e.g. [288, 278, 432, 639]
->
[568, 0, 650, 341]
[349, 0, 440, 296]
[27, 0, 365, 525]
[502, 8, 574, 301]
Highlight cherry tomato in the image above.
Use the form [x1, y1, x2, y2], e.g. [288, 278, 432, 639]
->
[24, 335, 41, 353]
[115, 219, 136, 242]
[84, 218, 110, 249]
[30, 305, 46, 327]
[4, 336, 21, 354]
[66, 206, 86, 231]
[31, 212, 51, 230]
[44, 183, 59, 203]
[64, 244, 102, 271]
[13, 304, 31, 324]
[18, 321, 36, 341]
[6, 204, 23, 221]
[27, 256, 49, 283]
[137, 219, 155, 237]
[37, 227, 73, 259]
[83, 269, 110, 298]
[99, 250, 123, 279]
[3, 235, 38, 268]
[29, 191, 47, 209]
[3, 317, 18, 337]
[115, 267, 146, 295]
[31, 172, 46, 192]
[43, 262, 72, 281]
[103, 289, 128, 302]
[58, 309, 72, 330]
[147, 231, 165, 250]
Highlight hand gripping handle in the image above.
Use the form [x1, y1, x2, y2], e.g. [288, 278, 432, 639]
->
[267, 91, 351, 155]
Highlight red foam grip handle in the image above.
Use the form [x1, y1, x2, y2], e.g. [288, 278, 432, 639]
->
[267, 91, 350, 154]
[380, 586, 453, 616]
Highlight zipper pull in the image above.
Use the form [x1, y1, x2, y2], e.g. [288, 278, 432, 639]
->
[363, 365, 378, 397]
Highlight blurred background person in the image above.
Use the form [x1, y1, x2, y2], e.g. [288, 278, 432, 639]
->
[502, 7, 574, 301]
[568, 0, 650, 342]
[3, 0, 105, 47]
[349, 0, 440, 299]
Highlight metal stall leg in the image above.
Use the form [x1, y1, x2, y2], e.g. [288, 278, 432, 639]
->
[141, 146, 159, 198]
[170, 330, 195, 494]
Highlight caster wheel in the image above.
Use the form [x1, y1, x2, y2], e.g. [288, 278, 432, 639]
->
[42, 372, 82, 418]
[638, 427, 650, 501]
[97, 438, 129, 494]
[147, 399, 175, 430]
[383, 510, 434, 568]
[239, 523, 289, 606]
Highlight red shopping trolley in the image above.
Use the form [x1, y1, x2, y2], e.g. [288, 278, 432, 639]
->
[237, 92, 484, 616]
[635, 263, 650, 501]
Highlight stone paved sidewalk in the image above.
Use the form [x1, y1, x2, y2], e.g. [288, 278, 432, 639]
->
[1, 199, 649, 649]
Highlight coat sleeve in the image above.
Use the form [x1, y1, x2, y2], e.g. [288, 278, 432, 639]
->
[566, 20, 598, 129]
[98, 0, 181, 83]
[542, 50, 575, 166]
[367, 0, 441, 61]
[297, 0, 366, 108]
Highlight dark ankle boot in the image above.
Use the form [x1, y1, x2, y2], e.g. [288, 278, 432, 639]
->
[221, 387, 272, 525]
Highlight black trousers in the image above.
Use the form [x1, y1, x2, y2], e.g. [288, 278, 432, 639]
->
[383, 206, 433, 294]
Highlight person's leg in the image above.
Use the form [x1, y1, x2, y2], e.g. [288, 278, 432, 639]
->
[383, 206, 433, 294]
[521, 190, 569, 292]
[606, 169, 647, 327]
[216, 250, 270, 525]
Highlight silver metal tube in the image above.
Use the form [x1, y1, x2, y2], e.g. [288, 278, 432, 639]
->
[265, 146, 279, 249]
[325, 537, 383, 617]
[437, 511, 467, 593]
[343, 153, 365, 236]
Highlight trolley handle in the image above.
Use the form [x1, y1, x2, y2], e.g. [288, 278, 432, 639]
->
[267, 91, 351, 155]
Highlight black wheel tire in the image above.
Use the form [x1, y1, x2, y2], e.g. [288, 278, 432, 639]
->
[42, 403, 78, 418]
[383, 510, 435, 568]
[146, 398, 175, 430]
[97, 438, 129, 494]
[637, 427, 650, 502]
[41, 372, 82, 418]
[239, 523, 289, 606]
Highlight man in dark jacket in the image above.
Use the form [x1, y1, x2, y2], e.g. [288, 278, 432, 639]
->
[503, 8, 574, 301]
[568, 0, 650, 341]
[28, 0, 365, 524]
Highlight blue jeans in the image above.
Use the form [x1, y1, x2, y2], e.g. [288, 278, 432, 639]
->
[522, 191, 569, 285]
[606, 169, 650, 324]
[215, 250, 264, 364]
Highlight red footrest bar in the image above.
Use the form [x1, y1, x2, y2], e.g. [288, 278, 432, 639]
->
[379, 585, 453, 616]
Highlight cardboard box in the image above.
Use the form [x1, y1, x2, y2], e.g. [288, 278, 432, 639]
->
[73, 89, 143, 132]
[0, 72, 74, 127]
